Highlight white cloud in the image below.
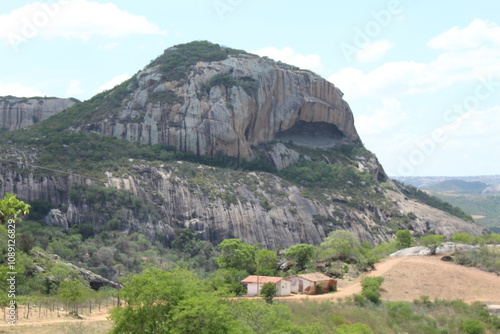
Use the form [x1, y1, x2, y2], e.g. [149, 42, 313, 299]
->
[373, 106, 500, 176]
[328, 61, 436, 98]
[355, 98, 408, 136]
[251, 46, 323, 72]
[428, 19, 500, 50]
[356, 40, 393, 63]
[97, 74, 131, 93]
[329, 19, 500, 100]
[66, 79, 84, 96]
[0, 0, 165, 44]
[0, 82, 45, 97]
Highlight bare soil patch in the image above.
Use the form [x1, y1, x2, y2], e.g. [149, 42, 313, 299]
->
[0, 306, 112, 334]
[277, 255, 500, 304]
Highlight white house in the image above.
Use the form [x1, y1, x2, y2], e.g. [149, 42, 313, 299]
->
[240, 276, 291, 297]
[289, 272, 336, 295]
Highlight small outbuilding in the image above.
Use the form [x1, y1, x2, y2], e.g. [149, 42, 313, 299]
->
[240, 276, 291, 297]
[289, 272, 337, 295]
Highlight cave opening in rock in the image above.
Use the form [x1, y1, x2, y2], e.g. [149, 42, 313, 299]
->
[274, 121, 346, 148]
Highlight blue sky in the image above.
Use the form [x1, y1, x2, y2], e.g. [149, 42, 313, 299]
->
[1, 0, 499, 177]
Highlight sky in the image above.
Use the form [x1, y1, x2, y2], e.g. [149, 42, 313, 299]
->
[0, 0, 499, 177]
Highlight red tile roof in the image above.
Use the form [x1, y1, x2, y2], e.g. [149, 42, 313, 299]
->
[241, 276, 288, 284]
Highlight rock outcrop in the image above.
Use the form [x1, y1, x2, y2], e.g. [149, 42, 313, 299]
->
[77, 45, 360, 169]
[390, 243, 480, 256]
[0, 42, 488, 250]
[0, 96, 77, 131]
[0, 159, 487, 250]
[32, 250, 119, 290]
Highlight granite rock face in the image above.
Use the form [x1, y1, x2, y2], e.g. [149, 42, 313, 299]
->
[78, 51, 360, 169]
[0, 161, 487, 250]
[0, 96, 76, 131]
[0, 43, 488, 249]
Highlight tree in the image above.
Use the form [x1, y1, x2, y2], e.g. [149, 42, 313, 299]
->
[171, 228, 203, 256]
[420, 234, 445, 255]
[461, 319, 485, 334]
[110, 268, 202, 334]
[260, 282, 277, 304]
[451, 233, 474, 245]
[209, 268, 248, 296]
[284, 244, 316, 270]
[58, 280, 91, 316]
[26, 199, 51, 221]
[169, 293, 237, 333]
[214, 239, 257, 273]
[395, 230, 412, 249]
[256, 249, 278, 276]
[0, 193, 30, 224]
[318, 230, 361, 262]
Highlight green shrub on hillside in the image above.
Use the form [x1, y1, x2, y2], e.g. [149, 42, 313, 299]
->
[394, 180, 474, 222]
[279, 158, 374, 189]
[454, 246, 500, 274]
[202, 73, 258, 95]
[395, 229, 412, 249]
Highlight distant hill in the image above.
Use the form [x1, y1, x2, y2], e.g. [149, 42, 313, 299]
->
[394, 175, 500, 189]
[394, 176, 500, 232]
[423, 179, 488, 194]
[431, 193, 500, 233]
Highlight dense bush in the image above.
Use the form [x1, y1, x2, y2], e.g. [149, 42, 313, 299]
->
[454, 246, 500, 274]
[202, 72, 258, 95]
[360, 276, 384, 304]
[279, 158, 374, 189]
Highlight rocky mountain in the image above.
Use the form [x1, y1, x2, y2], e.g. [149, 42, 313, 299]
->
[0, 41, 488, 250]
[0, 96, 77, 131]
[76, 43, 359, 164]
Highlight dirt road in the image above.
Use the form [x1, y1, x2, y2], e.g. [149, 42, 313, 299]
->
[277, 255, 500, 304]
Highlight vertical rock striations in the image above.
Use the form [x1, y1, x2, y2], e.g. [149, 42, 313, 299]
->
[0, 96, 77, 131]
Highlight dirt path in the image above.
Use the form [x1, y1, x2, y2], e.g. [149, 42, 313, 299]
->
[0, 306, 113, 334]
[276, 255, 500, 304]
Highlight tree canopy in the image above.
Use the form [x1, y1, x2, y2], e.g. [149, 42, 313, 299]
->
[285, 244, 317, 269]
[395, 230, 412, 249]
[214, 239, 257, 273]
[318, 230, 361, 262]
[0, 193, 30, 224]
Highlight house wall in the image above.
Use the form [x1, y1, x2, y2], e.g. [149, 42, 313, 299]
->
[290, 277, 312, 294]
[246, 280, 291, 296]
[276, 280, 291, 296]
[290, 277, 337, 295]
[247, 283, 260, 296]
